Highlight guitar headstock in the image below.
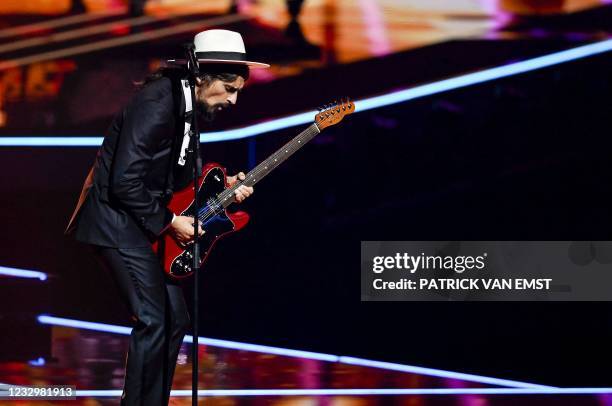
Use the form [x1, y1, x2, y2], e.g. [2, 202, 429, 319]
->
[314, 97, 355, 130]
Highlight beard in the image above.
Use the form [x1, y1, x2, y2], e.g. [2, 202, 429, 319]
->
[195, 100, 228, 122]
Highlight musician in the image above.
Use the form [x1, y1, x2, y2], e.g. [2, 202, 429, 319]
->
[66, 29, 269, 406]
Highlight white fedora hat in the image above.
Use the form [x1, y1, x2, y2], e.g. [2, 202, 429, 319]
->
[168, 29, 269, 69]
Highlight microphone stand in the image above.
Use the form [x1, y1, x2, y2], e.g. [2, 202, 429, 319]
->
[184, 43, 202, 406]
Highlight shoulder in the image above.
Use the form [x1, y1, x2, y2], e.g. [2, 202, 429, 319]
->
[124, 77, 178, 123]
[136, 77, 174, 104]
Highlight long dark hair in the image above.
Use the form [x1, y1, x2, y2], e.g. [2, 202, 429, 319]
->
[135, 63, 250, 89]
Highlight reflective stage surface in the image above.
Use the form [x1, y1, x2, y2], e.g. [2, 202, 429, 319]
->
[0, 323, 610, 405]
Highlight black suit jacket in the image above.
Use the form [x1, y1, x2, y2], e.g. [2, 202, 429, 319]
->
[66, 73, 194, 247]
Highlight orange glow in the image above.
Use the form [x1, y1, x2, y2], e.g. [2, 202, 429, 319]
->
[0, 0, 70, 14]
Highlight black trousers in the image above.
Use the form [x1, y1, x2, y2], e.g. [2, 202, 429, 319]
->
[93, 245, 190, 406]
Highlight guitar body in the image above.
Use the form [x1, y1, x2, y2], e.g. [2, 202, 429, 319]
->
[153, 163, 249, 279]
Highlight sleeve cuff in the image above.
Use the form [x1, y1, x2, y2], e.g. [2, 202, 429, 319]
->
[159, 211, 176, 235]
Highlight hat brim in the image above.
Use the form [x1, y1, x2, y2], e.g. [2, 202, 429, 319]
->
[167, 58, 270, 69]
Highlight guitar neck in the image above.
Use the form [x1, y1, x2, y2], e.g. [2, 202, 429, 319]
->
[222, 122, 321, 208]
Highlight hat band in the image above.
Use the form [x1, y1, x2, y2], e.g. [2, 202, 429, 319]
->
[195, 51, 247, 61]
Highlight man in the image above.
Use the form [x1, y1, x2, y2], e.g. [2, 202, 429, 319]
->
[66, 29, 269, 405]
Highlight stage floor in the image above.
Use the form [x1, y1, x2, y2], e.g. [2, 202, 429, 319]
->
[0, 320, 609, 405]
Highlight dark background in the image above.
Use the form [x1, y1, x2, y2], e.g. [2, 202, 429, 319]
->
[1, 37, 611, 387]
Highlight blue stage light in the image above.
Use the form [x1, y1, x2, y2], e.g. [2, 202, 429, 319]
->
[339, 357, 553, 389]
[75, 387, 612, 397]
[37, 314, 551, 389]
[27, 357, 46, 366]
[0, 266, 47, 281]
[1, 39, 610, 147]
[183, 335, 338, 362]
[0, 137, 103, 147]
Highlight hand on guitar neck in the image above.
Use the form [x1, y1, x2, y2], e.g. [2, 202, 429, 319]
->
[226, 171, 254, 203]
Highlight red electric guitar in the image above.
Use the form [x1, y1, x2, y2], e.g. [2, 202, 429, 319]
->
[154, 98, 355, 279]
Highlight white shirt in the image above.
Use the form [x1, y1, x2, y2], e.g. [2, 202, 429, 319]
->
[178, 79, 193, 166]
[170, 79, 195, 226]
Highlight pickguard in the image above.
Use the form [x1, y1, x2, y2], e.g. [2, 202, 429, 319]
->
[169, 167, 235, 277]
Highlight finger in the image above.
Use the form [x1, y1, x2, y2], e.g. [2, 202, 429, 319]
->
[198, 226, 204, 236]
[234, 190, 244, 202]
[239, 186, 253, 197]
[238, 171, 246, 180]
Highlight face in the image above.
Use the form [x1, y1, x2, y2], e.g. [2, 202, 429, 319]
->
[195, 75, 245, 121]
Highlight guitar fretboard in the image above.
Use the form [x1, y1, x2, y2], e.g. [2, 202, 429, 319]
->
[221, 122, 320, 208]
